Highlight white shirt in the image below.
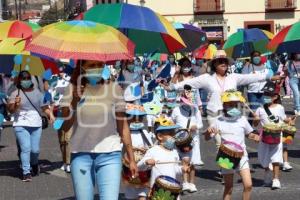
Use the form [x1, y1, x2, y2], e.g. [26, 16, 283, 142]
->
[9, 88, 47, 127]
[131, 129, 155, 148]
[255, 104, 286, 127]
[138, 145, 182, 187]
[171, 106, 203, 129]
[212, 116, 253, 150]
[174, 73, 267, 113]
[241, 64, 269, 93]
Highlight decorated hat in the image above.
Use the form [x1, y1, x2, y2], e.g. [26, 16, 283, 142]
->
[208, 50, 233, 67]
[155, 117, 180, 132]
[221, 90, 246, 103]
[125, 103, 147, 116]
[124, 82, 142, 102]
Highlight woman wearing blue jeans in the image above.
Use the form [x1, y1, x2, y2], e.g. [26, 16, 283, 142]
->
[7, 71, 54, 182]
[60, 60, 137, 200]
[287, 53, 300, 115]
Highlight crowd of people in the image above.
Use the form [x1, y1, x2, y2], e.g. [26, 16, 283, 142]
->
[0, 49, 299, 200]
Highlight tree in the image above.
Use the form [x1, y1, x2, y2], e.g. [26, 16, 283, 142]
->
[39, 6, 65, 26]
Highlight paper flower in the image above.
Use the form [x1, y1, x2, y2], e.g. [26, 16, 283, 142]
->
[152, 188, 176, 200]
[283, 136, 293, 145]
[217, 157, 234, 169]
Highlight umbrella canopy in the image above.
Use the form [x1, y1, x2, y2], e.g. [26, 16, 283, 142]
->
[26, 22, 41, 32]
[193, 44, 217, 60]
[0, 20, 33, 41]
[223, 28, 273, 59]
[267, 22, 300, 53]
[0, 38, 29, 55]
[26, 20, 135, 61]
[173, 22, 207, 52]
[0, 54, 59, 76]
[82, 3, 185, 54]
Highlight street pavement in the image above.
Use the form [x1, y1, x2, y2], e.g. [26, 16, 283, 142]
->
[0, 98, 299, 200]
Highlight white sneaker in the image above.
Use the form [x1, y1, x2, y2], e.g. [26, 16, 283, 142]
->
[272, 179, 281, 189]
[283, 95, 290, 99]
[188, 183, 197, 193]
[60, 164, 66, 171]
[182, 182, 190, 191]
[282, 162, 293, 171]
[66, 165, 71, 173]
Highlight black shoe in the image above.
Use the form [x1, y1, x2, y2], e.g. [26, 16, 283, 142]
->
[31, 164, 40, 176]
[22, 173, 32, 182]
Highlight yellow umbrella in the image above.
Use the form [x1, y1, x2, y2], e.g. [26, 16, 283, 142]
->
[0, 38, 29, 55]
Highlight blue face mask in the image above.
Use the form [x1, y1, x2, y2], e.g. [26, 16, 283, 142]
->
[129, 122, 144, 130]
[85, 68, 103, 86]
[227, 107, 241, 117]
[163, 137, 176, 150]
[197, 60, 204, 66]
[263, 96, 273, 104]
[252, 56, 261, 65]
[21, 80, 32, 89]
[134, 60, 141, 66]
[191, 59, 196, 65]
[127, 65, 135, 72]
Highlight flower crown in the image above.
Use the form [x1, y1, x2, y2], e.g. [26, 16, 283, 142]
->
[221, 90, 246, 103]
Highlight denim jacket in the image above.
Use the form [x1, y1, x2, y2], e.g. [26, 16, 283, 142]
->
[287, 61, 300, 78]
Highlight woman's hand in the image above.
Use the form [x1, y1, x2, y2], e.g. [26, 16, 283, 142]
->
[189, 125, 198, 133]
[204, 127, 219, 141]
[15, 96, 21, 107]
[145, 159, 156, 166]
[248, 132, 260, 143]
[129, 160, 138, 179]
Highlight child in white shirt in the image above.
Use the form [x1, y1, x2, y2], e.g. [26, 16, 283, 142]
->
[137, 119, 188, 199]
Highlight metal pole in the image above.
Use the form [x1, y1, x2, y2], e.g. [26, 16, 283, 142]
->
[14, 0, 18, 19]
[0, 0, 2, 21]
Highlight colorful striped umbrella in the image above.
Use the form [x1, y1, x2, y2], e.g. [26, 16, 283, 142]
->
[26, 20, 135, 61]
[173, 22, 207, 52]
[0, 38, 29, 55]
[82, 3, 185, 54]
[0, 20, 33, 41]
[223, 28, 273, 59]
[267, 22, 300, 53]
[0, 54, 59, 76]
[193, 44, 217, 60]
[26, 22, 41, 32]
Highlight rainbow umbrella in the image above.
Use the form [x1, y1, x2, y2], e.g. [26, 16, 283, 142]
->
[193, 44, 217, 60]
[173, 22, 207, 52]
[267, 22, 300, 53]
[0, 38, 29, 55]
[223, 28, 273, 59]
[26, 22, 41, 32]
[0, 20, 33, 41]
[82, 3, 185, 54]
[26, 20, 135, 61]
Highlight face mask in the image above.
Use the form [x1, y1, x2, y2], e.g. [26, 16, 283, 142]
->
[127, 65, 135, 72]
[134, 60, 141, 66]
[85, 68, 103, 86]
[252, 56, 261, 65]
[263, 96, 273, 104]
[129, 122, 144, 130]
[21, 80, 32, 89]
[197, 60, 204, 66]
[226, 107, 241, 117]
[162, 109, 169, 114]
[182, 67, 192, 73]
[163, 137, 176, 150]
[191, 59, 196, 65]
[169, 58, 175, 63]
[145, 76, 151, 81]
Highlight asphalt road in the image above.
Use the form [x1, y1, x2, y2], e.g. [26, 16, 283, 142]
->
[0, 98, 299, 200]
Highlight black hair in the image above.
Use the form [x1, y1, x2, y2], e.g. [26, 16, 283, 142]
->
[210, 58, 229, 75]
[16, 70, 34, 89]
[178, 57, 191, 67]
[250, 51, 261, 58]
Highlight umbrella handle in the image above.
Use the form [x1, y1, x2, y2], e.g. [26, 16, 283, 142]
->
[243, 102, 255, 115]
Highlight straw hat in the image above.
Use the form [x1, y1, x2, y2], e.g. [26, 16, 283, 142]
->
[208, 50, 234, 67]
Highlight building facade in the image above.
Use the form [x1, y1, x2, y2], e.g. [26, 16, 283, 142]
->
[128, 0, 300, 45]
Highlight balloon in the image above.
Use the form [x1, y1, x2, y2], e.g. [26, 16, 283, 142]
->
[14, 55, 23, 65]
[43, 91, 52, 104]
[102, 65, 111, 80]
[25, 65, 30, 71]
[43, 69, 53, 81]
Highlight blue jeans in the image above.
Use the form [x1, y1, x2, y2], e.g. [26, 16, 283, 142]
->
[199, 89, 208, 111]
[247, 93, 264, 110]
[289, 77, 300, 111]
[14, 126, 42, 175]
[71, 151, 122, 200]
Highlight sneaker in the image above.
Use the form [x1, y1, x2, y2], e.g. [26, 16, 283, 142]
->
[182, 182, 190, 191]
[31, 164, 40, 176]
[66, 165, 71, 173]
[282, 162, 293, 171]
[272, 179, 281, 190]
[60, 164, 66, 171]
[188, 183, 197, 193]
[22, 173, 32, 182]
